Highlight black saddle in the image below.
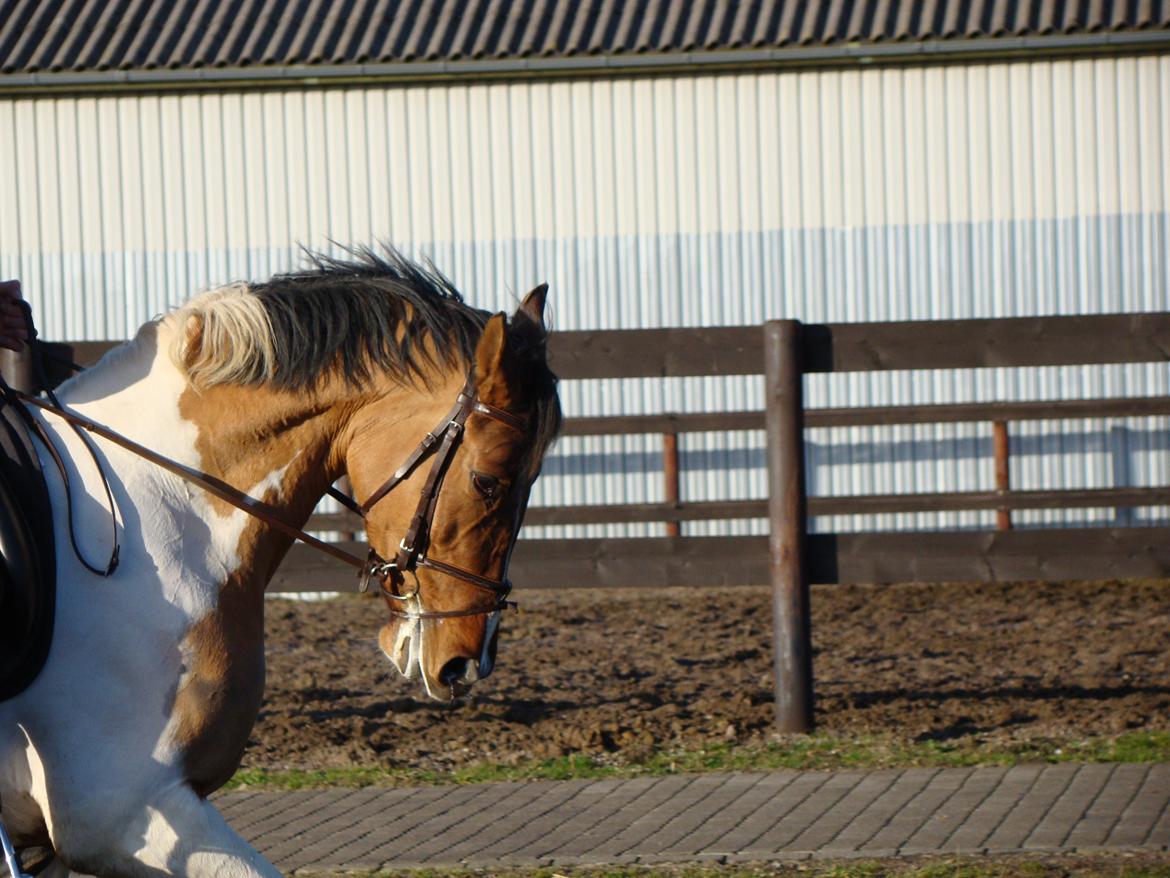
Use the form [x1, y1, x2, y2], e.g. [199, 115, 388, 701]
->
[0, 320, 60, 711]
[0, 396, 56, 702]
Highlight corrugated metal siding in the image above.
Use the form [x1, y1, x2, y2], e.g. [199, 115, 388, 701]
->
[1, 55, 1168, 538]
[3, 0, 1168, 74]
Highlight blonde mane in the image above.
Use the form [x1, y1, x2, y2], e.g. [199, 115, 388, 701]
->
[160, 247, 503, 393]
[166, 283, 276, 387]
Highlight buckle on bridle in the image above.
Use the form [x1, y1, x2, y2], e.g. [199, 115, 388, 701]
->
[358, 550, 399, 594]
[381, 569, 421, 602]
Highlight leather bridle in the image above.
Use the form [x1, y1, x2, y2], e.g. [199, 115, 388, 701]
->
[329, 375, 526, 620]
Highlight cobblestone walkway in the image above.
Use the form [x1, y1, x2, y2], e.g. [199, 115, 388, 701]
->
[215, 763, 1170, 872]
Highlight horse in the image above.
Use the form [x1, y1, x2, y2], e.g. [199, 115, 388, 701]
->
[0, 248, 561, 877]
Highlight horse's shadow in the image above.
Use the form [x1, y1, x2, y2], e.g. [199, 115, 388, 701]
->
[292, 695, 446, 720]
[287, 693, 581, 725]
[914, 714, 1036, 742]
[844, 682, 1170, 709]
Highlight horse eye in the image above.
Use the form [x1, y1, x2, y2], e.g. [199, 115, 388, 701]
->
[471, 471, 500, 498]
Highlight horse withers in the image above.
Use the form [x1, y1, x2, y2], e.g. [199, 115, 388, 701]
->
[0, 249, 561, 877]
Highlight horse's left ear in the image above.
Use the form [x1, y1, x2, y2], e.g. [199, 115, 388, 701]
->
[517, 283, 548, 328]
[475, 313, 511, 406]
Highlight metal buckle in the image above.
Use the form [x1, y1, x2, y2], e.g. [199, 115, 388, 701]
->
[380, 569, 421, 602]
[359, 550, 398, 593]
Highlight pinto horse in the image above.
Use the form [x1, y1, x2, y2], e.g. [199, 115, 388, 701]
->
[0, 249, 560, 877]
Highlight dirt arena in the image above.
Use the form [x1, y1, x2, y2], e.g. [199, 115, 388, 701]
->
[243, 579, 1170, 773]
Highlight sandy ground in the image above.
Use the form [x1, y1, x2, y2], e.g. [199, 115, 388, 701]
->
[242, 579, 1170, 772]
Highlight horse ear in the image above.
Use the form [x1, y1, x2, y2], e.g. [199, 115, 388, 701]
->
[517, 283, 548, 328]
[474, 313, 511, 405]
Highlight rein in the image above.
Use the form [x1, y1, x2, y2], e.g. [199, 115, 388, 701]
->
[10, 330, 525, 620]
[11, 389, 367, 570]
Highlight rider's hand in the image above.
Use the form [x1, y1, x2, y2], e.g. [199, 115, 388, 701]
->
[0, 279, 28, 352]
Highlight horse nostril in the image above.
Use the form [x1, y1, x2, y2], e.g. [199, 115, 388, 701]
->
[439, 657, 479, 687]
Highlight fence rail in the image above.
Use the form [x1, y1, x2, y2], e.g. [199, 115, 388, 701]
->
[562, 396, 1170, 435]
[64, 312, 1170, 380]
[271, 525, 1170, 594]
[308, 486, 1170, 532]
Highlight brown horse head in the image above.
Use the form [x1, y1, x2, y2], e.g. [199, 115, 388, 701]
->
[164, 248, 559, 706]
[340, 275, 561, 700]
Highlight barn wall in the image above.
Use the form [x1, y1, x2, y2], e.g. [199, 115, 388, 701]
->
[1, 55, 1168, 537]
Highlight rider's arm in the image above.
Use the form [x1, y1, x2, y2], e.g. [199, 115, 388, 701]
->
[0, 280, 28, 352]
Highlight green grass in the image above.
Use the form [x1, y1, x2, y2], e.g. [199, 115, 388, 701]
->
[225, 730, 1170, 791]
[292, 855, 1170, 878]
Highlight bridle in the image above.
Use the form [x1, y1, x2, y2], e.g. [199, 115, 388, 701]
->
[329, 375, 526, 620]
[5, 316, 527, 621]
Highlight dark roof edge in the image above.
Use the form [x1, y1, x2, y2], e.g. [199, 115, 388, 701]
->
[3, 31, 1168, 95]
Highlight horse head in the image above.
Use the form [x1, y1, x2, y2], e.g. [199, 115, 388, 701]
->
[165, 248, 560, 703]
[338, 275, 561, 701]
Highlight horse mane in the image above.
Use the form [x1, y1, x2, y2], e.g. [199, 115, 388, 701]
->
[168, 246, 489, 391]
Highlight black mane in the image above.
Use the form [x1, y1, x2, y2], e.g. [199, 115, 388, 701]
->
[250, 245, 490, 391]
[250, 245, 561, 471]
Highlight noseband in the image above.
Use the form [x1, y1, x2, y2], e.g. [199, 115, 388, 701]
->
[329, 377, 525, 621]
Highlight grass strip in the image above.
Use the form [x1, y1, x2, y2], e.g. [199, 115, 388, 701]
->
[227, 730, 1170, 791]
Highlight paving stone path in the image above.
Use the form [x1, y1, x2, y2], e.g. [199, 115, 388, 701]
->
[215, 763, 1170, 872]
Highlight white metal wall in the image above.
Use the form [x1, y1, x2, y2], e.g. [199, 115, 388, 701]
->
[1, 55, 1168, 537]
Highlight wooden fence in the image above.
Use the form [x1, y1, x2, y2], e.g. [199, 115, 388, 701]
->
[66, 313, 1170, 731]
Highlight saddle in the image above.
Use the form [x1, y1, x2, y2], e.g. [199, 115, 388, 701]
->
[0, 393, 56, 702]
[0, 327, 73, 703]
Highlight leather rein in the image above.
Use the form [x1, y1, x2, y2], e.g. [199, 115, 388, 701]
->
[9, 326, 525, 620]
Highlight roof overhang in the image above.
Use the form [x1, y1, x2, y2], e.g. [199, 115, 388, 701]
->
[2, 30, 1168, 96]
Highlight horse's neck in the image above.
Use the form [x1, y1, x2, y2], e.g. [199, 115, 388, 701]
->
[53, 324, 347, 602]
[56, 324, 204, 468]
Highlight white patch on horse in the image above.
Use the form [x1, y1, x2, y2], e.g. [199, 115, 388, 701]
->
[383, 595, 455, 700]
[386, 614, 417, 679]
[153, 455, 300, 767]
[385, 597, 423, 680]
[131, 805, 181, 869]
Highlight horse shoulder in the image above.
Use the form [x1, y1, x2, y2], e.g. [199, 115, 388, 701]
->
[170, 569, 267, 798]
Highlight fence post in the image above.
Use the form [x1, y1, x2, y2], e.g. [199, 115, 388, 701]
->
[993, 420, 1012, 531]
[763, 319, 814, 733]
[663, 430, 681, 537]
